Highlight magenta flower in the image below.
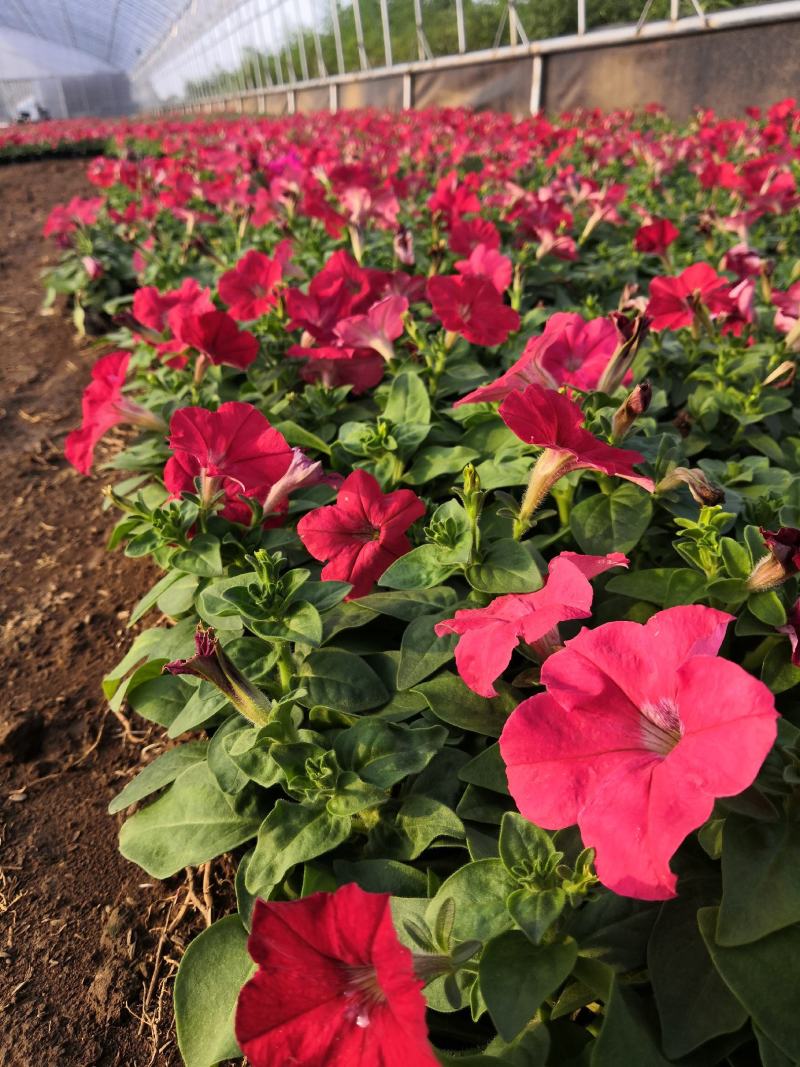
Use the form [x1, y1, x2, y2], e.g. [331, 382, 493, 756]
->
[297, 469, 425, 598]
[235, 884, 438, 1067]
[133, 278, 213, 334]
[168, 308, 259, 369]
[772, 280, 800, 340]
[500, 606, 778, 899]
[334, 295, 409, 362]
[435, 551, 627, 697]
[164, 402, 294, 523]
[454, 313, 619, 407]
[218, 246, 288, 322]
[646, 262, 733, 332]
[499, 384, 653, 525]
[633, 218, 679, 258]
[426, 275, 520, 347]
[65, 352, 166, 474]
[454, 243, 513, 293]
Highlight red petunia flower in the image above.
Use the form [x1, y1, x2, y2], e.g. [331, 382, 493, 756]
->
[297, 469, 425, 598]
[634, 218, 679, 258]
[133, 278, 214, 334]
[499, 383, 653, 523]
[65, 352, 166, 474]
[235, 884, 438, 1067]
[772, 280, 800, 338]
[287, 343, 386, 395]
[426, 275, 520, 347]
[164, 402, 294, 523]
[435, 551, 627, 697]
[646, 262, 733, 332]
[168, 308, 259, 369]
[500, 606, 778, 899]
[218, 243, 291, 322]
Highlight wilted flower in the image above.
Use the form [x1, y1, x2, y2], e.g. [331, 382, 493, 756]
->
[747, 527, 800, 591]
[611, 381, 652, 441]
[655, 466, 725, 505]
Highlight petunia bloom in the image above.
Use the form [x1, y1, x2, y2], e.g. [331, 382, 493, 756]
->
[772, 281, 800, 346]
[297, 469, 425, 598]
[500, 606, 778, 899]
[133, 277, 214, 334]
[454, 313, 619, 407]
[65, 351, 166, 474]
[634, 218, 680, 258]
[334, 295, 408, 362]
[435, 551, 627, 697]
[454, 243, 513, 293]
[499, 384, 653, 526]
[235, 884, 439, 1067]
[426, 275, 520, 347]
[646, 262, 733, 332]
[164, 401, 294, 523]
[218, 244, 290, 322]
[167, 308, 259, 369]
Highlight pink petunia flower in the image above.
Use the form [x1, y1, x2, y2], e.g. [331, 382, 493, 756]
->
[500, 606, 778, 899]
[634, 218, 679, 258]
[235, 884, 438, 1067]
[297, 469, 425, 598]
[164, 402, 294, 523]
[772, 280, 800, 340]
[499, 383, 653, 525]
[168, 308, 259, 369]
[426, 275, 520, 347]
[454, 313, 620, 407]
[334, 295, 409, 362]
[454, 243, 513, 293]
[65, 352, 166, 474]
[646, 262, 733, 332]
[218, 243, 291, 322]
[435, 551, 627, 697]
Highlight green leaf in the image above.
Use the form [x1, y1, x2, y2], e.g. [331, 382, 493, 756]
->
[698, 906, 800, 1060]
[570, 483, 653, 556]
[427, 859, 517, 943]
[718, 817, 800, 945]
[333, 858, 429, 896]
[508, 887, 567, 946]
[245, 801, 351, 896]
[606, 568, 707, 607]
[334, 719, 447, 789]
[250, 601, 323, 646]
[119, 763, 265, 878]
[405, 445, 479, 485]
[157, 572, 200, 616]
[274, 419, 332, 456]
[396, 612, 457, 689]
[359, 587, 457, 620]
[127, 674, 193, 727]
[108, 741, 208, 814]
[467, 539, 542, 595]
[379, 544, 460, 590]
[102, 618, 196, 700]
[384, 370, 431, 427]
[591, 980, 672, 1066]
[748, 590, 787, 627]
[648, 896, 748, 1058]
[298, 649, 389, 712]
[761, 641, 800, 693]
[459, 743, 510, 795]
[174, 915, 253, 1067]
[129, 571, 185, 626]
[393, 795, 465, 858]
[499, 812, 557, 875]
[480, 931, 577, 1042]
[172, 533, 224, 577]
[412, 671, 505, 737]
[167, 685, 230, 738]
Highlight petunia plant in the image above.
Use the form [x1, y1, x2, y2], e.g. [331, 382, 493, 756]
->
[47, 100, 800, 1066]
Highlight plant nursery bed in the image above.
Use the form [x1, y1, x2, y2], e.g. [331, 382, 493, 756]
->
[0, 159, 183, 1067]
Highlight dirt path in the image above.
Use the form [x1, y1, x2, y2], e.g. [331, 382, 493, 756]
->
[0, 160, 181, 1067]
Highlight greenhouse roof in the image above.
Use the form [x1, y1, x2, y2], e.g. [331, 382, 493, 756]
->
[0, 0, 188, 71]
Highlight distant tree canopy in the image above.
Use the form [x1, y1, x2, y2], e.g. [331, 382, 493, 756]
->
[185, 0, 762, 97]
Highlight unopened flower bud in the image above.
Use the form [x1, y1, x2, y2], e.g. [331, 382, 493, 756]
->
[393, 226, 415, 266]
[656, 466, 725, 506]
[612, 380, 652, 440]
[762, 361, 796, 389]
[747, 527, 800, 591]
[261, 448, 324, 515]
[164, 625, 272, 725]
[597, 313, 651, 394]
[81, 255, 103, 280]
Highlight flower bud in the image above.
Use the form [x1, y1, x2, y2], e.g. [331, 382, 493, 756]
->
[597, 313, 651, 394]
[762, 360, 796, 389]
[656, 466, 725, 506]
[261, 448, 324, 515]
[611, 380, 652, 440]
[393, 226, 415, 266]
[164, 626, 272, 725]
[747, 527, 800, 591]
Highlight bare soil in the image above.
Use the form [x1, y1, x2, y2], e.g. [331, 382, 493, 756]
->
[0, 159, 191, 1067]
